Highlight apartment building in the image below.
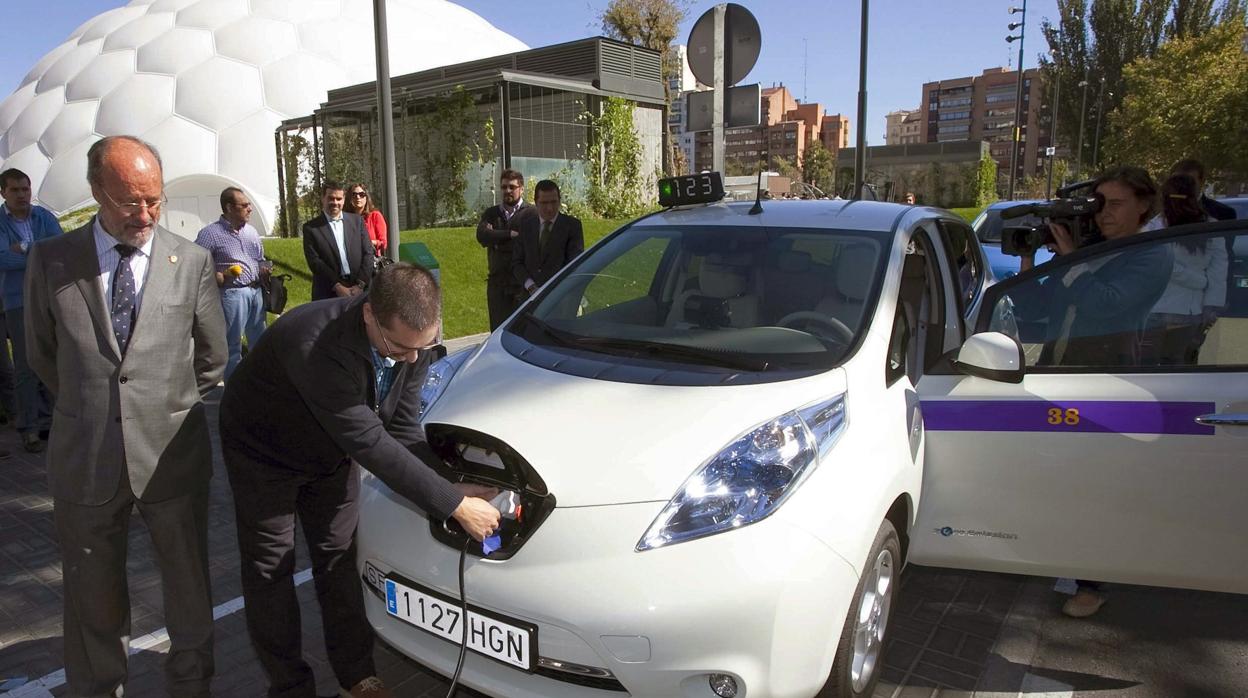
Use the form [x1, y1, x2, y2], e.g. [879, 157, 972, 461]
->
[690, 84, 850, 174]
[885, 109, 922, 145]
[920, 67, 1048, 185]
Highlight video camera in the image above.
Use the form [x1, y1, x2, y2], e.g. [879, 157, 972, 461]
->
[999, 184, 1103, 256]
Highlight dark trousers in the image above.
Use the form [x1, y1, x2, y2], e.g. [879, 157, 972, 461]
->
[5, 306, 52, 433]
[486, 276, 524, 330]
[0, 311, 15, 415]
[222, 441, 374, 698]
[54, 481, 214, 698]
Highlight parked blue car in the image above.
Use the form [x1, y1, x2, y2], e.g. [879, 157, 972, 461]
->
[971, 200, 1054, 280]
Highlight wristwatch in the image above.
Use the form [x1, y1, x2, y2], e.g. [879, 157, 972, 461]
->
[18, 241, 28, 253]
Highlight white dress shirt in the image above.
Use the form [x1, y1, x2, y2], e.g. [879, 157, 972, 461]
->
[328, 216, 351, 275]
[94, 217, 153, 313]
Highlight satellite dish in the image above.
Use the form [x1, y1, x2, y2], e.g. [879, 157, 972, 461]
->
[687, 3, 762, 87]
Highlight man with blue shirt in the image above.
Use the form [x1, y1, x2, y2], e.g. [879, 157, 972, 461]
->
[0, 168, 61, 452]
[195, 187, 268, 378]
[218, 263, 499, 698]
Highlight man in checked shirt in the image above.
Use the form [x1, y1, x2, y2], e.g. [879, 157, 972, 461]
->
[195, 187, 270, 378]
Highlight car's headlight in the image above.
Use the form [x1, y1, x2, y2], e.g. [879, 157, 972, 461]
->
[637, 394, 847, 551]
[418, 349, 473, 419]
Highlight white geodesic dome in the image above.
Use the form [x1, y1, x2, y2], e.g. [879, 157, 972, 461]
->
[0, 0, 528, 236]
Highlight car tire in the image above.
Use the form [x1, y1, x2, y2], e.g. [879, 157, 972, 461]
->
[817, 519, 901, 698]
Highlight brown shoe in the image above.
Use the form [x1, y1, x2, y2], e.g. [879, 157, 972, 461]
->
[1062, 588, 1106, 618]
[22, 431, 45, 453]
[339, 676, 394, 698]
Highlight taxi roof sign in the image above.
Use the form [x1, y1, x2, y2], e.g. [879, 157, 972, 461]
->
[659, 172, 726, 208]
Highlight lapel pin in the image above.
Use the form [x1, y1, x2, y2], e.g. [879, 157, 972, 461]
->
[169, 255, 178, 263]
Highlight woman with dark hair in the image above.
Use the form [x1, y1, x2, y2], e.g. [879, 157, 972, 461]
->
[344, 183, 388, 259]
[1141, 173, 1228, 365]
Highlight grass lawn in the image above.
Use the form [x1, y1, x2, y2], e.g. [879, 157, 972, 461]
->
[264, 218, 629, 339]
[264, 207, 988, 339]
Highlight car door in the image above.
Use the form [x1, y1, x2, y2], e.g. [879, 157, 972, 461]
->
[909, 221, 1248, 594]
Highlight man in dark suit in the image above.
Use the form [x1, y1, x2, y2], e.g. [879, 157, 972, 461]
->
[24, 135, 227, 697]
[219, 263, 500, 698]
[476, 169, 535, 329]
[303, 180, 374, 301]
[512, 179, 584, 297]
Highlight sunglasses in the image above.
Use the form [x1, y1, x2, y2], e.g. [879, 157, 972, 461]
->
[351, 191, 368, 198]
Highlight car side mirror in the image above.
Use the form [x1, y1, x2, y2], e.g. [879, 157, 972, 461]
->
[955, 332, 1024, 383]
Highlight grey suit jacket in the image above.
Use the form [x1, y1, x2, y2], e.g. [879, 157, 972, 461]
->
[24, 221, 228, 505]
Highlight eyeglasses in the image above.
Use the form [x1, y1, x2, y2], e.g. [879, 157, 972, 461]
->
[377, 322, 439, 360]
[502, 185, 521, 191]
[99, 188, 166, 215]
[351, 191, 368, 198]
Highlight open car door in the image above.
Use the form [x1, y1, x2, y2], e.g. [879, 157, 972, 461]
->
[910, 221, 1248, 594]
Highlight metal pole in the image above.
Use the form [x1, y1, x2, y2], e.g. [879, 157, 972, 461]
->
[854, 0, 868, 199]
[1007, 0, 1026, 200]
[373, 0, 400, 262]
[712, 4, 726, 175]
[1091, 76, 1105, 170]
[1046, 70, 1059, 198]
[1075, 70, 1089, 177]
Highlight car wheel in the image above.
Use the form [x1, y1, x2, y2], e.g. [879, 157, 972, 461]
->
[818, 519, 900, 698]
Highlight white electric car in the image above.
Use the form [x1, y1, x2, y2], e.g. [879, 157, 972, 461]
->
[357, 177, 1248, 698]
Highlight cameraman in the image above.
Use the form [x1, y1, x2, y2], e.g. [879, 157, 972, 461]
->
[1016, 166, 1172, 372]
[1013, 167, 1174, 619]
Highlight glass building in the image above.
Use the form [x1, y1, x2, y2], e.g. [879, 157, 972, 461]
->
[277, 37, 665, 233]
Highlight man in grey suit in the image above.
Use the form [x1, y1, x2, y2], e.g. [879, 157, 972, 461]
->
[303, 181, 374, 301]
[24, 136, 228, 697]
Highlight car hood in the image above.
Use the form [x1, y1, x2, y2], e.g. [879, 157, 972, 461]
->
[424, 338, 848, 507]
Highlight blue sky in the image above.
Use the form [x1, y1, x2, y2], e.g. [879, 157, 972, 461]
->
[3, 0, 1061, 143]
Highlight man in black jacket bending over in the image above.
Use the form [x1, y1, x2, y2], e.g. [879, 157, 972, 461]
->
[219, 263, 500, 698]
[476, 168, 535, 330]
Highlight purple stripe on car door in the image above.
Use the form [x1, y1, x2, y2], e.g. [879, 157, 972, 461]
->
[920, 400, 1216, 435]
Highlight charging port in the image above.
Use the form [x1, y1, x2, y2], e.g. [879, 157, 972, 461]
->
[426, 424, 556, 559]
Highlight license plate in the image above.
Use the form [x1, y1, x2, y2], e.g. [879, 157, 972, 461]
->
[384, 573, 537, 671]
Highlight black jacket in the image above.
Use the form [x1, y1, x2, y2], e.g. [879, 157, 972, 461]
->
[218, 296, 463, 520]
[512, 213, 585, 288]
[303, 212, 375, 300]
[476, 203, 535, 279]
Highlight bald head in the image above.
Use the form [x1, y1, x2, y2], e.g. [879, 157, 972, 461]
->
[88, 136, 164, 247]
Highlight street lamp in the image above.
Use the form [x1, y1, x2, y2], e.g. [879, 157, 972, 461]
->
[1005, 1, 1027, 200]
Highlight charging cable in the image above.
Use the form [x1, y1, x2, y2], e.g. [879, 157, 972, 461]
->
[445, 536, 471, 698]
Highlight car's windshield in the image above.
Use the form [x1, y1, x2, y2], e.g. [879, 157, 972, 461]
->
[508, 224, 889, 372]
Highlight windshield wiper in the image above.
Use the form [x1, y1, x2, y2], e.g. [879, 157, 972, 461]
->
[569, 336, 770, 372]
[517, 314, 579, 349]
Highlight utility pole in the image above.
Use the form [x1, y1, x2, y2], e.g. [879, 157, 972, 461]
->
[372, 0, 400, 261]
[1075, 69, 1089, 178]
[1005, 0, 1027, 200]
[854, 0, 868, 199]
[1046, 68, 1059, 198]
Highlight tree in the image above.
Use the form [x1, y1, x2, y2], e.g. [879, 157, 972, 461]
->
[600, 0, 690, 174]
[1039, 0, 1235, 173]
[1103, 21, 1248, 178]
[800, 140, 834, 195]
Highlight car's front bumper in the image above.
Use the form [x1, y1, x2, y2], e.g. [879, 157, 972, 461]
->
[358, 477, 860, 698]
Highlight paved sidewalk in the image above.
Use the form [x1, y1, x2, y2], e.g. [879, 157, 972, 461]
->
[2, 361, 1245, 696]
